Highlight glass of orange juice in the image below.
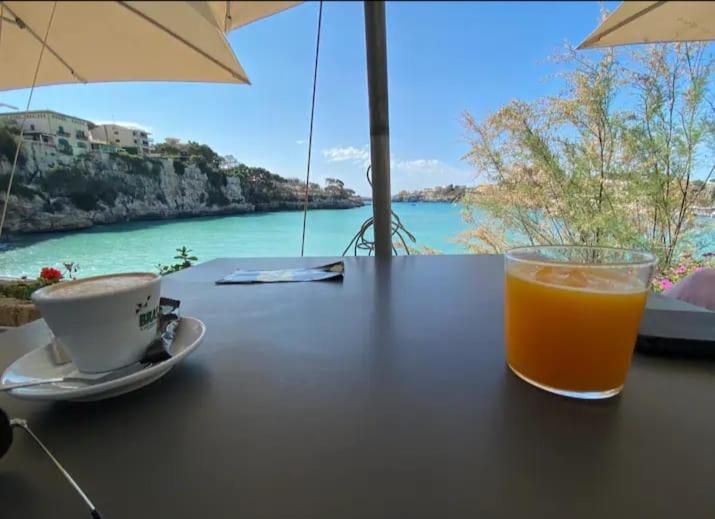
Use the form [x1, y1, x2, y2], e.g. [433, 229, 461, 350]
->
[505, 246, 656, 399]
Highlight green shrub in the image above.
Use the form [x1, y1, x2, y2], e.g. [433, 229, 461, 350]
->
[157, 246, 198, 276]
[112, 154, 161, 179]
[0, 280, 47, 300]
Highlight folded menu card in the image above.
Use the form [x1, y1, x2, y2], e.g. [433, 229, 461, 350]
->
[216, 261, 344, 284]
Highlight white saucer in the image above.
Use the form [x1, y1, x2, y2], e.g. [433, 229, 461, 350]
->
[1, 316, 206, 402]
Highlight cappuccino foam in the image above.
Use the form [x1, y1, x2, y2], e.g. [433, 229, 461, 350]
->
[47, 274, 156, 298]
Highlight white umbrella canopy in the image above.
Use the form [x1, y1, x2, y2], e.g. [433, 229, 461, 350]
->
[209, 1, 302, 31]
[0, 1, 299, 92]
[579, 1, 715, 49]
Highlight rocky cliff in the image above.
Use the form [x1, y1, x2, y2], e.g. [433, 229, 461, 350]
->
[392, 184, 469, 203]
[0, 145, 362, 234]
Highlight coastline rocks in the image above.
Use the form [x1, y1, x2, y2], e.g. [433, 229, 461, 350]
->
[393, 184, 468, 203]
[0, 150, 362, 234]
[254, 198, 362, 212]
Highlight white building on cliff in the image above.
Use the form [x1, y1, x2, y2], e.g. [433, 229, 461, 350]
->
[0, 109, 92, 156]
[90, 124, 151, 155]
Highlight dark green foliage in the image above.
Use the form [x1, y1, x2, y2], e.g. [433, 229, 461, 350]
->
[206, 189, 229, 207]
[110, 153, 162, 179]
[154, 139, 221, 169]
[42, 167, 121, 210]
[185, 141, 221, 169]
[192, 157, 209, 175]
[0, 173, 39, 199]
[42, 166, 85, 193]
[69, 192, 99, 211]
[155, 192, 167, 204]
[173, 159, 185, 175]
[56, 138, 73, 156]
[201, 166, 229, 206]
[124, 146, 139, 155]
[229, 162, 354, 205]
[152, 161, 162, 177]
[0, 123, 26, 167]
[154, 142, 182, 157]
[232, 164, 282, 203]
[93, 181, 119, 206]
[206, 168, 227, 189]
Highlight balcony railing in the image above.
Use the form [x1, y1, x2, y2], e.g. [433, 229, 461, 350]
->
[76, 132, 88, 140]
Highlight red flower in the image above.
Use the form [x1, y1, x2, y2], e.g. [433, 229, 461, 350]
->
[40, 267, 63, 282]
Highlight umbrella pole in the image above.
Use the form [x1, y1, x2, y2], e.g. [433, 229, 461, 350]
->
[364, 1, 392, 258]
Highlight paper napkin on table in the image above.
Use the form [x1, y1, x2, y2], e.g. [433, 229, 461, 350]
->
[215, 261, 344, 284]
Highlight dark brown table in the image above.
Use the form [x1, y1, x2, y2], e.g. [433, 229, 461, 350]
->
[1, 256, 713, 518]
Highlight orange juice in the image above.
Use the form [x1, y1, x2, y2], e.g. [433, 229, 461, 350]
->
[505, 262, 648, 395]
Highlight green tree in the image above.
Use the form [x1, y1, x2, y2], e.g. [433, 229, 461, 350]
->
[221, 154, 239, 170]
[0, 122, 26, 167]
[185, 141, 221, 169]
[461, 42, 714, 268]
[154, 142, 183, 157]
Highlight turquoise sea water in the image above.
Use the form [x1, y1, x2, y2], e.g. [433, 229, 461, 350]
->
[0, 202, 712, 278]
[0, 203, 471, 277]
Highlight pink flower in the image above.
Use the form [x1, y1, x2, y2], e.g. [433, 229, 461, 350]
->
[660, 279, 674, 291]
[674, 265, 687, 274]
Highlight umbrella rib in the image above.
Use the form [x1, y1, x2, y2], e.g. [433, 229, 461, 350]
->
[580, 0, 667, 48]
[0, 2, 87, 83]
[224, 0, 232, 32]
[116, 1, 248, 82]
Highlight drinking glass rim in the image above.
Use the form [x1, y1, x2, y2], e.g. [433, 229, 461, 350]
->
[505, 245, 657, 268]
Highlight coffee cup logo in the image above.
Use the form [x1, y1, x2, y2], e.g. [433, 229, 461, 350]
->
[136, 295, 160, 331]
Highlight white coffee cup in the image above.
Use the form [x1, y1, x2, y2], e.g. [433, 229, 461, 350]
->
[32, 272, 162, 373]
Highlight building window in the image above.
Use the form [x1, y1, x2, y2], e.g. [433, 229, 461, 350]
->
[30, 124, 35, 131]
[115, 139, 120, 143]
[113, 130, 119, 135]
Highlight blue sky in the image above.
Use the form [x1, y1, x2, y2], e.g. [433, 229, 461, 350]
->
[0, 1, 618, 195]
